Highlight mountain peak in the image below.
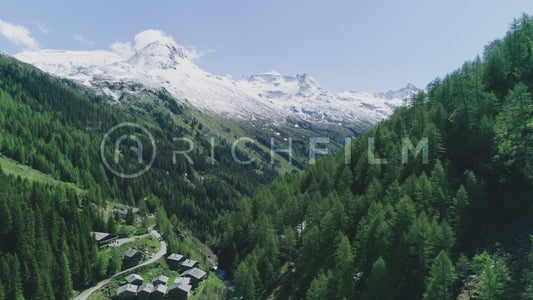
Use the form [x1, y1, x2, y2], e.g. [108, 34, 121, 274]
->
[405, 83, 417, 90]
[129, 40, 189, 61]
[261, 70, 282, 76]
[374, 83, 421, 100]
[13, 29, 415, 125]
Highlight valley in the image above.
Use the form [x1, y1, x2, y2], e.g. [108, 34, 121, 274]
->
[0, 7, 533, 300]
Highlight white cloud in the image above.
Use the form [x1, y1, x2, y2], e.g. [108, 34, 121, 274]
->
[133, 29, 178, 51]
[74, 34, 94, 47]
[188, 48, 214, 60]
[110, 29, 212, 60]
[0, 19, 39, 51]
[110, 41, 134, 58]
[34, 20, 49, 34]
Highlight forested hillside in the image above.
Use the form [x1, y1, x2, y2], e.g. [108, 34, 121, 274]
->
[0, 52, 285, 299]
[218, 14, 533, 299]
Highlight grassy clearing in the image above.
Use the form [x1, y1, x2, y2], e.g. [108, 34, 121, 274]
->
[0, 155, 85, 193]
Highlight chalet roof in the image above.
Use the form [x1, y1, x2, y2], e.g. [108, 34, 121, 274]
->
[116, 209, 128, 215]
[92, 232, 116, 241]
[169, 283, 192, 293]
[125, 274, 143, 283]
[173, 277, 191, 286]
[117, 284, 138, 295]
[167, 253, 184, 261]
[153, 284, 167, 294]
[152, 275, 169, 285]
[123, 248, 138, 258]
[180, 267, 206, 280]
[181, 259, 198, 268]
[137, 283, 154, 294]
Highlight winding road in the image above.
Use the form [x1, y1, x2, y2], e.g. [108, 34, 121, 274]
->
[74, 230, 167, 300]
[109, 234, 150, 248]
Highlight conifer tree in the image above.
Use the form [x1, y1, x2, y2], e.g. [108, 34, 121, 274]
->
[366, 257, 390, 300]
[333, 233, 354, 299]
[234, 262, 256, 300]
[307, 272, 330, 300]
[423, 251, 457, 300]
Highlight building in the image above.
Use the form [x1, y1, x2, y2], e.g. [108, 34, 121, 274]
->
[152, 275, 169, 286]
[180, 259, 198, 271]
[122, 249, 141, 269]
[173, 277, 191, 286]
[125, 273, 143, 286]
[180, 267, 206, 288]
[168, 282, 192, 300]
[151, 284, 167, 300]
[167, 253, 184, 270]
[115, 208, 129, 219]
[136, 283, 154, 300]
[123, 248, 140, 259]
[116, 283, 138, 299]
[91, 232, 118, 247]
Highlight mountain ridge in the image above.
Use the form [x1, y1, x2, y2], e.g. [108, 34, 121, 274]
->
[13, 30, 420, 128]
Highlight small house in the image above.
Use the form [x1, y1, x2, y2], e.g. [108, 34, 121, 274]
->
[136, 283, 154, 300]
[125, 273, 143, 286]
[167, 253, 184, 270]
[152, 275, 169, 286]
[151, 284, 167, 300]
[168, 283, 192, 300]
[173, 277, 191, 286]
[117, 283, 137, 299]
[180, 259, 198, 271]
[91, 232, 118, 247]
[123, 248, 141, 269]
[180, 267, 206, 288]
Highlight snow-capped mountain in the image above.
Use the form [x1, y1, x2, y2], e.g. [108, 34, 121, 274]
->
[237, 71, 415, 126]
[13, 30, 420, 127]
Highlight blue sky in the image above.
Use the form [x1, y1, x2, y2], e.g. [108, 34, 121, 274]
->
[0, 0, 532, 91]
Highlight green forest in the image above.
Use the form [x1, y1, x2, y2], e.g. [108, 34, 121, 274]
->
[217, 14, 533, 299]
[0, 47, 282, 299]
[1, 11, 533, 300]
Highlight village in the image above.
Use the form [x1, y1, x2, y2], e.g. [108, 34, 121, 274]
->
[115, 252, 207, 299]
[88, 217, 214, 300]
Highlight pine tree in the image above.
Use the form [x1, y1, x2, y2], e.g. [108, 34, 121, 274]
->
[307, 272, 330, 300]
[455, 253, 472, 280]
[106, 216, 117, 233]
[234, 262, 256, 300]
[337, 166, 354, 193]
[451, 185, 469, 229]
[333, 233, 354, 299]
[473, 252, 511, 300]
[495, 82, 533, 179]
[0, 196, 12, 242]
[423, 251, 457, 300]
[12, 255, 25, 300]
[126, 209, 135, 226]
[56, 252, 73, 300]
[107, 249, 122, 275]
[126, 185, 135, 206]
[353, 202, 391, 272]
[297, 225, 320, 283]
[281, 227, 296, 262]
[365, 257, 389, 300]
[391, 195, 416, 239]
